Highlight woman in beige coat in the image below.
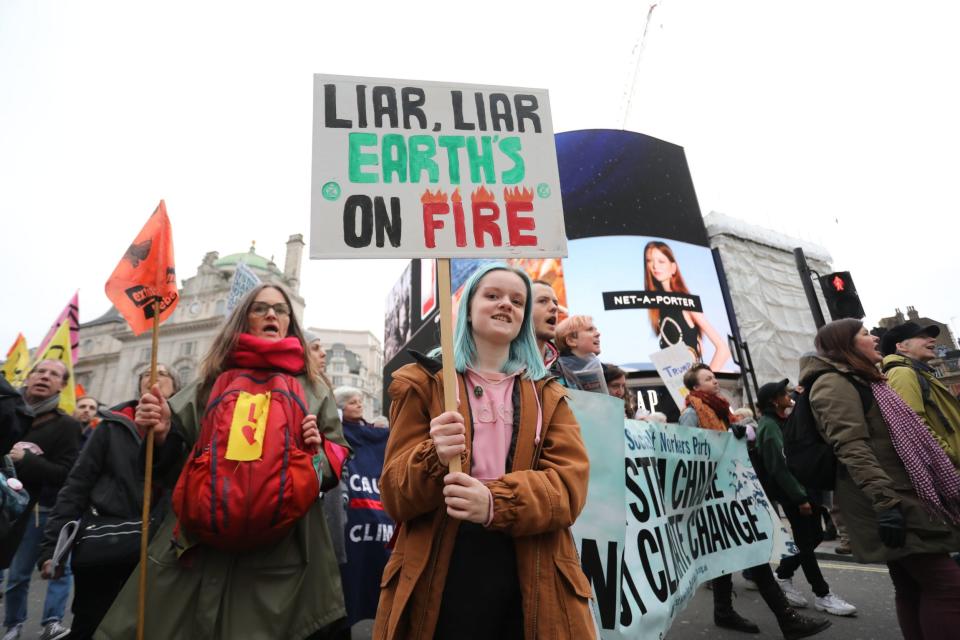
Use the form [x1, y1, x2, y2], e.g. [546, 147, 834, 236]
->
[802, 319, 960, 640]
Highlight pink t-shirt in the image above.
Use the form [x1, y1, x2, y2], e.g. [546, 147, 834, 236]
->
[464, 367, 520, 482]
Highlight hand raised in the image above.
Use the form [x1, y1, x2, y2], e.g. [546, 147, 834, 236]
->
[135, 384, 172, 445]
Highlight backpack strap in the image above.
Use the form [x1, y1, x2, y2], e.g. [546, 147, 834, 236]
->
[806, 369, 873, 415]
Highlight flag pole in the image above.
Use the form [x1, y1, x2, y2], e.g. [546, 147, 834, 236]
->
[436, 259, 461, 473]
[137, 300, 160, 640]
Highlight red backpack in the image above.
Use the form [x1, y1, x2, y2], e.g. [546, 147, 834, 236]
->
[172, 369, 321, 552]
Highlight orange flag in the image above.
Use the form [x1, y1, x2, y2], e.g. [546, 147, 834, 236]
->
[105, 200, 179, 335]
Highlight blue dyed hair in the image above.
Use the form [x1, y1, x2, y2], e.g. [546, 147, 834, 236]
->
[452, 262, 548, 380]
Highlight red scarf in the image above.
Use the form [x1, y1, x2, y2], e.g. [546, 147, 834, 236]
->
[228, 334, 305, 374]
[686, 389, 736, 431]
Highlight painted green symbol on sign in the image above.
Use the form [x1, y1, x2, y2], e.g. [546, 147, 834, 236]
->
[537, 183, 551, 198]
[322, 182, 341, 201]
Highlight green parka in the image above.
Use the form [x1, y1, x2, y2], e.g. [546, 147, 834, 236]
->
[882, 354, 960, 468]
[800, 354, 960, 563]
[94, 375, 349, 640]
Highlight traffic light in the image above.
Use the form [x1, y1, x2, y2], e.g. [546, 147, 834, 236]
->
[818, 271, 865, 320]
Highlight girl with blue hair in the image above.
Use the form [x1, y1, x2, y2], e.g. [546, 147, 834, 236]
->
[374, 263, 594, 639]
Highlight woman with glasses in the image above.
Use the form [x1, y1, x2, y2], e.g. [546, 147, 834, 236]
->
[95, 284, 351, 640]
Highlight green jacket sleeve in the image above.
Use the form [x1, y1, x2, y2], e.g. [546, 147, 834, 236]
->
[810, 374, 901, 512]
[886, 366, 957, 463]
[756, 415, 807, 504]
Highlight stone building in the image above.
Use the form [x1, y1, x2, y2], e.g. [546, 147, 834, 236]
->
[878, 306, 957, 352]
[74, 235, 306, 405]
[307, 328, 384, 419]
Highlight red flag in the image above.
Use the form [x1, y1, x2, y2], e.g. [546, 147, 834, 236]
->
[105, 200, 179, 335]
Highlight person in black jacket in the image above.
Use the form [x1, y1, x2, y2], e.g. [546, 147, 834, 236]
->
[37, 364, 181, 640]
[2, 360, 81, 640]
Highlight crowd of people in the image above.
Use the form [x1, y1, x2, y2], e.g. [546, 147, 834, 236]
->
[0, 269, 958, 639]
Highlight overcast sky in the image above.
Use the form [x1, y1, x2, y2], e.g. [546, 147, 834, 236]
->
[2, 0, 958, 352]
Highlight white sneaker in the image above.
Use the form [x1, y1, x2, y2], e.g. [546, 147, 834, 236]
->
[38, 621, 70, 640]
[815, 592, 857, 617]
[776, 577, 809, 608]
[0, 625, 20, 640]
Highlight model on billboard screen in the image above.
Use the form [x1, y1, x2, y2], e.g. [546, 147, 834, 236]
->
[644, 240, 731, 370]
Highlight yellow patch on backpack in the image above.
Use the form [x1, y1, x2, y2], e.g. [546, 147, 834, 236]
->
[226, 391, 270, 461]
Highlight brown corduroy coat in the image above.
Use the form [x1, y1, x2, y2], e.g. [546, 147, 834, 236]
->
[373, 358, 595, 639]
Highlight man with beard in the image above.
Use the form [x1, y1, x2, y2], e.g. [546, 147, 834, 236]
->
[72, 396, 99, 448]
[530, 280, 560, 368]
[2, 360, 81, 640]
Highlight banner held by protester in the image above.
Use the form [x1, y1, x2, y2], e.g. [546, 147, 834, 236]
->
[567, 390, 627, 633]
[567, 399, 790, 639]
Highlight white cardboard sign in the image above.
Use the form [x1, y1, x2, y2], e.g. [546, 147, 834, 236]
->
[310, 74, 567, 259]
[649, 343, 698, 409]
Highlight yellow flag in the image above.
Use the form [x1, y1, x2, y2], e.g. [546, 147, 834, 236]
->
[35, 322, 76, 414]
[225, 391, 270, 461]
[2, 334, 30, 387]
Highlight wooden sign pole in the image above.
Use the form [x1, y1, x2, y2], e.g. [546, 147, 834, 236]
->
[436, 258, 461, 474]
[136, 302, 160, 640]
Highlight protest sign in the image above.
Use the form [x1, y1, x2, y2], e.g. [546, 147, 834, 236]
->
[565, 395, 790, 639]
[616, 420, 785, 638]
[649, 343, 698, 409]
[310, 74, 566, 259]
[225, 261, 261, 314]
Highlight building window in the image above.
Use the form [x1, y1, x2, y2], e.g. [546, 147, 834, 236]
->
[81, 339, 94, 355]
[215, 300, 226, 315]
[139, 347, 151, 362]
[177, 365, 194, 387]
[333, 376, 344, 386]
[180, 341, 196, 356]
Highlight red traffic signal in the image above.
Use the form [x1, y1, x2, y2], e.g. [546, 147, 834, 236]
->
[819, 271, 865, 320]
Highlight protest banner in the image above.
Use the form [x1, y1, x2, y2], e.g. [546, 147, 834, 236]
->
[649, 343, 697, 409]
[567, 390, 627, 633]
[311, 74, 567, 472]
[567, 400, 790, 639]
